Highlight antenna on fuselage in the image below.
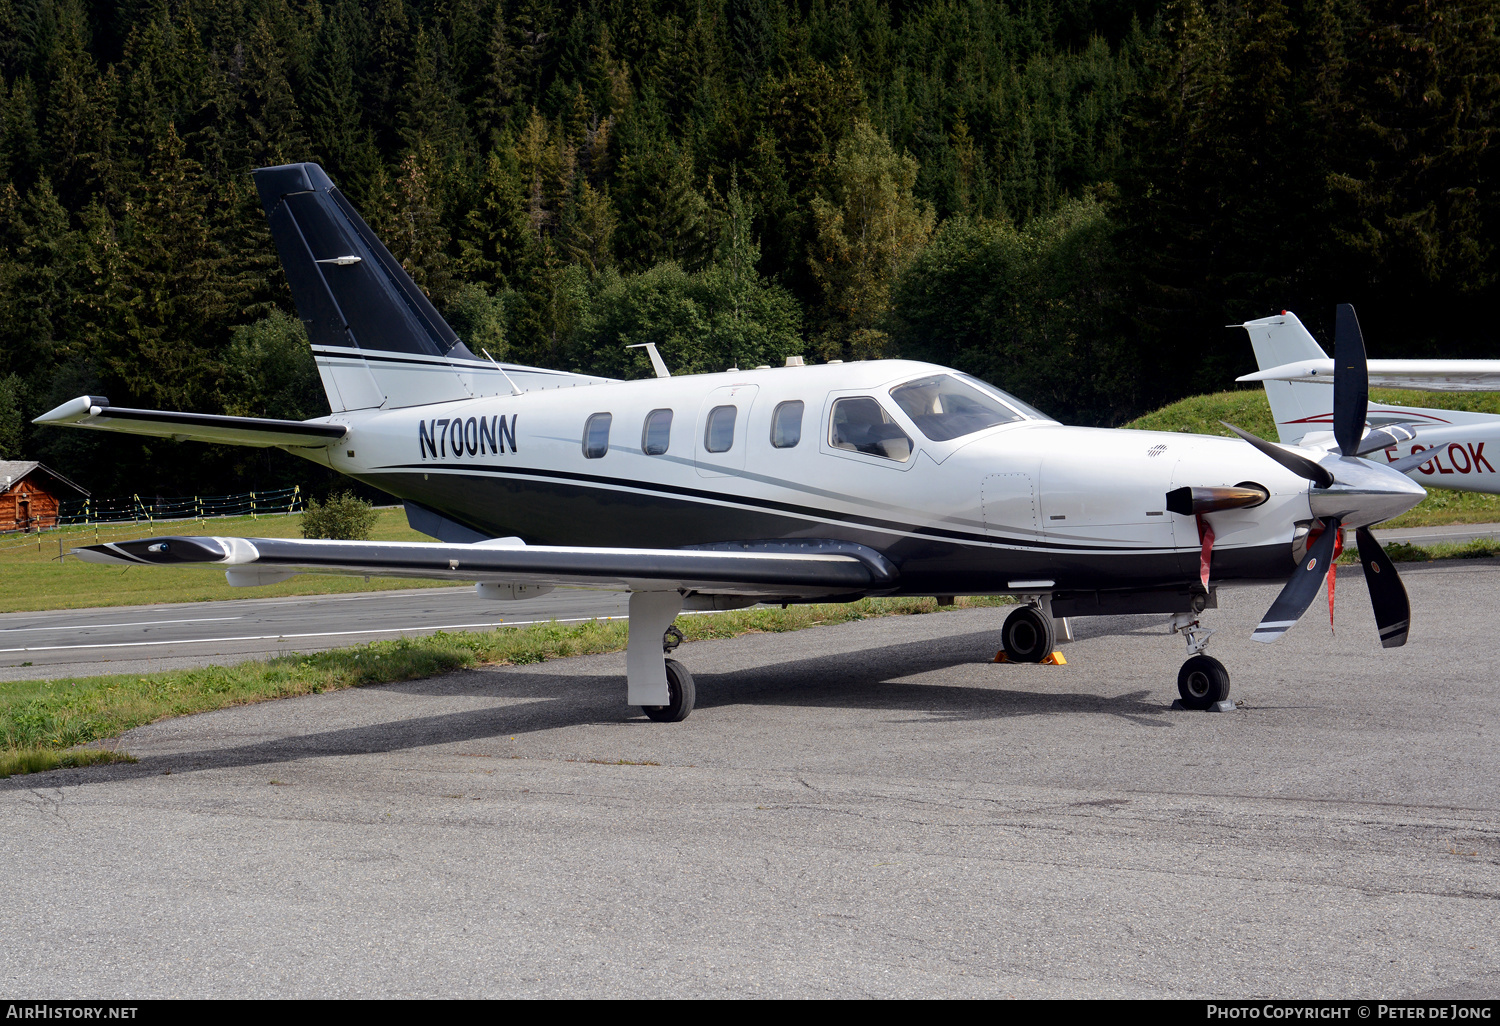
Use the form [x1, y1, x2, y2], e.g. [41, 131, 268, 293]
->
[482, 348, 525, 396]
[626, 343, 671, 378]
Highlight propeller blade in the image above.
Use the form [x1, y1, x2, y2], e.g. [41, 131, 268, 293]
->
[1355, 527, 1411, 648]
[1252, 517, 1342, 643]
[1221, 421, 1336, 488]
[1334, 304, 1369, 458]
[1350, 424, 1416, 457]
[1387, 446, 1438, 474]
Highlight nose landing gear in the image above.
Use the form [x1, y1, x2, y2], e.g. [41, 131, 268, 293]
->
[1169, 611, 1232, 710]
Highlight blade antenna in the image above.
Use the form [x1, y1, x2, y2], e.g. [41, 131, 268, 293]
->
[482, 348, 524, 396]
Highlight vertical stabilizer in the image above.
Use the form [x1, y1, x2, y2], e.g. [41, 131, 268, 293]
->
[253, 162, 482, 411]
[1240, 312, 1332, 443]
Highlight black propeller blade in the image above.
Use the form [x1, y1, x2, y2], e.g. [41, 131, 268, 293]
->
[1355, 527, 1411, 648]
[1220, 421, 1335, 488]
[1252, 517, 1342, 644]
[1333, 304, 1370, 459]
[1350, 423, 1416, 457]
[1387, 446, 1439, 474]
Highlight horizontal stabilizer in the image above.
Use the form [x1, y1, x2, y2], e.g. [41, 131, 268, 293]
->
[74, 535, 899, 600]
[33, 396, 347, 448]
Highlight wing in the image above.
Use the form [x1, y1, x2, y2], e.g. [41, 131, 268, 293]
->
[73, 535, 899, 601]
[33, 396, 347, 449]
[1239, 359, 1500, 393]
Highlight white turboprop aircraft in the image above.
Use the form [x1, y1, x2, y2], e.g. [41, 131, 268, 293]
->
[1239, 311, 1500, 493]
[35, 163, 1428, 720]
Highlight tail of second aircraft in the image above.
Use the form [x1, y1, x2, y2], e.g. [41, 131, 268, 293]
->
[1238, 312, 1335, 444]
[252, 162, 606, 411]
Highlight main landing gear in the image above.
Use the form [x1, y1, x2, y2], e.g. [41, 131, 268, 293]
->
[642, 658, 696, 723]
[1168, 611, 1230, 710]
[626, 590, 696, 722]
[1001, 604, 1056, 663]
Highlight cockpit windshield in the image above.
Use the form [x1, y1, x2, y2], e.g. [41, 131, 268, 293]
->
[889, 373, 1038, 442]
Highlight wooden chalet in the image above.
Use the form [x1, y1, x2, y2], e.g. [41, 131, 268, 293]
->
[0, 461, 90, 533]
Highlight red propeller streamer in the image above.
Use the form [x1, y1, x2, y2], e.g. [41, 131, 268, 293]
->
[1196, 514, 1214, 592]
[1328, 526, 1344, 632]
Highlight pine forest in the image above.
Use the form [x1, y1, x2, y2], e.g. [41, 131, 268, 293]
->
[0, 0, 1496, 497]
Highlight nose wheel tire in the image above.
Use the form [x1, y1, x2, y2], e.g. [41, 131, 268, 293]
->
[1002, 605, 1056, 663]
[1177, 654, 1230, 710]
[641, 658, 696, 722]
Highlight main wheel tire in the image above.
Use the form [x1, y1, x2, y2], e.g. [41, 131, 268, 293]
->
[1177, 654, 1230, 710]
[1002, 605, 1056, 663]
[641, 658, 696, 722]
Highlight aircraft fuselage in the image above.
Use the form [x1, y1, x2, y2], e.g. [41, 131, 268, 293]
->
[307, 359, 1315, 599]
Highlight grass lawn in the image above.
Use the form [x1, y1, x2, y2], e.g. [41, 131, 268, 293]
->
[1126, 388, 1500, 529]
[0, 508, 458, 614]
[0, 595, 1011, 778]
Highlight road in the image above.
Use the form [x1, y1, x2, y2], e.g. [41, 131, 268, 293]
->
[2, 558, 1498, 997]
[0, 587, 632, 681]
[1374, 521, 1500, 547]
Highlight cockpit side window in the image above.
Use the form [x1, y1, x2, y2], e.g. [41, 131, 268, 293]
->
[889, 374, 1025, 442]
[829, 397, 913, 462]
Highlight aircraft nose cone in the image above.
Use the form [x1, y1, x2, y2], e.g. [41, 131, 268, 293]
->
[1308, 457, 1427, 528]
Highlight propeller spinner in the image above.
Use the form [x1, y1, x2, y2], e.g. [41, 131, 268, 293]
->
[1224, 304, 1425, 647]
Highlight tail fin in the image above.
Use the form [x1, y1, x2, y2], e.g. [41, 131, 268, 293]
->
[1239, 311, 1332, 444]
[253, 162, 609, 411]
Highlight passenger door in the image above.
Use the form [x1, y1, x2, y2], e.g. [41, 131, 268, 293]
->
[695, 384, 759, 479]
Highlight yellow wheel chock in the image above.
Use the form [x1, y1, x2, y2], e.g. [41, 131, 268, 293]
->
[993, 650, 1067, 665]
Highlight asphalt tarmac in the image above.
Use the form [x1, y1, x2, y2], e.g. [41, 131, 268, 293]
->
[3, 559, 1498, 998]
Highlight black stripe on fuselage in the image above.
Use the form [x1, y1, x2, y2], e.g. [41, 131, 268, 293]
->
[350, 464, 1294, 594]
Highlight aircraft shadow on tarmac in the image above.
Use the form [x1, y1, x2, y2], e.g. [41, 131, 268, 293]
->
[5, 623, 1176, 788]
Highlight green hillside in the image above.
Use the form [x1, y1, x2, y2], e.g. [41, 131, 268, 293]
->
[1124, 389, 1277, 440]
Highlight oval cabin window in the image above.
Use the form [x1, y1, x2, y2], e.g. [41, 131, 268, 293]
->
[642, 409, 673, 455]
[771, 401, 803, 448]
[583, 413, 612, 458]
[704, 405, 737, 453]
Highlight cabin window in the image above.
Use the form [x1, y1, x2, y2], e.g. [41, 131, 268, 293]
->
[829, 397, 913, 462]
[888, 374, 1023, 442]
[705, 405, 737, 453]
[642, 408, 673, 455]
[583, 412, 612, 458]
[770, 401, 804, 448]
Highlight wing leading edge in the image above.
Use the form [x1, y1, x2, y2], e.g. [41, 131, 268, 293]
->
[33, 396, 348, 448]
[74, 535, 899, 601]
